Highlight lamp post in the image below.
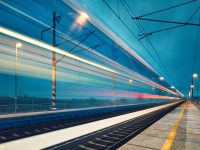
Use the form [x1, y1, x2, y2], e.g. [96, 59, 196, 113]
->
[192, 73, 198, 101]
[15, 42, 22, 113]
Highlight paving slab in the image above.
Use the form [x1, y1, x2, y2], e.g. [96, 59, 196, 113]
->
[118, 102, 200, 150]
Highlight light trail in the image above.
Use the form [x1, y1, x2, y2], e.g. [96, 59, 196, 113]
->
[0, 27, 119, 74]
[80, 46, 178, 95]
[0, 30, 178, 97]
[0, 48, 151, 92]
[1, 0, 156, 76]
[0, 1, 181, 96]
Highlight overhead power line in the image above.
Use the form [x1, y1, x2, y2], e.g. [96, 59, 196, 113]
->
[120, 0, 175, 84]
[132, 17, 200, 26]
[72, 43, 105, 54]
[138, 6, 200, 37]
[102, 0, 170, 79]
[56, 31, 95, 63]
[139, 0, 197, 18]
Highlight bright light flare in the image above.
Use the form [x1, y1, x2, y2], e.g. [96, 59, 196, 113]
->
[129, 79, 133, 83]
[76, 12, 89, 26]
[191, 85, 194, 88]
[159, 77, 164, 81]
[16, 42, 22, 48]
[193, 73, 198, 78]
[171, 86, 175, 89]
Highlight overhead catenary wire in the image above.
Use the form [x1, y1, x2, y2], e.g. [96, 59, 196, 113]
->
[138, 0, 197, 18]
[1, 1, 107, 63]
[7, 0, 104, 50]
[56, 31, 95, 63]
[9, 0, 156, 76]
[132, 17, 200, 26]
[120, 0, 175, 85]
[11, 0, 139, 66]
[34, 0, 105, 43]
[138, 6, 200, 36]
[102, 0, 170, 82]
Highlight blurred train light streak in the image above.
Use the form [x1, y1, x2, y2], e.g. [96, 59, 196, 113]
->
[0, 28, 179, 97]
[0, 27, 119, 74]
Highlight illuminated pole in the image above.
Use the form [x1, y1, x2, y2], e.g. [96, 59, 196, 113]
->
[192, 73, 198, 101]
[52, 12, 56, 109]
[15, 42, 22, 113]
[41, 12, 61, 109]
[191, 78, 194, 100]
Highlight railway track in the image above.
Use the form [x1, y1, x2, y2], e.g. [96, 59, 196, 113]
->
[0, 103, 161, 143]
[45, 102, 182, 150]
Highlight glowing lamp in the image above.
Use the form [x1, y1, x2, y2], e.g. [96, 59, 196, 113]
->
[159, 77, 164, 81]
[16, 42, 22, 48]
[129, 79, 133, 83]
[193, 73, 198, 78]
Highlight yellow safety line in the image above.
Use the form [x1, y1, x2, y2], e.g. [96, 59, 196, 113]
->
[161, 103, 186, 150]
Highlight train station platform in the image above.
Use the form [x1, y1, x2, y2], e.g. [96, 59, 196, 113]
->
[0, 102, 181, 150]
[118, 102, 200, 150]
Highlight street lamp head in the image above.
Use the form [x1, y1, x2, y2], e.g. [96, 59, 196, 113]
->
[193, 73, 198, 78]
[129, 79, 133, 83]
[171, 86, 175, 89]
[16, 42, 22, 48]
[159, 77, 164, 81]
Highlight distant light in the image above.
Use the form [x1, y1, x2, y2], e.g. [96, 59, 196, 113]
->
[171, 86, 175, 89]
[188, 91, 191, 97]
[193, 73, 198, 78]
[129, 79, 133, 83]
[16, 42, 22, 48]
[191, 85, 194, 88]
[76, 11, 89, 26]
[159, 77, 164, 81]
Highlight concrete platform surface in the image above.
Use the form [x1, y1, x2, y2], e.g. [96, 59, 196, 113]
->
[118, 102, 200, 150]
